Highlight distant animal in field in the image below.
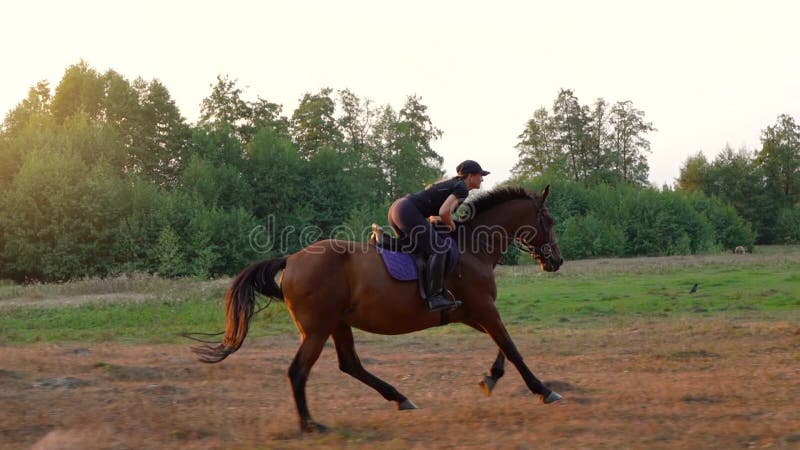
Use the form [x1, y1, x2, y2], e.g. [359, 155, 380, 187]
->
[689, 283, 699, 294]
[734, 246, 746, 254]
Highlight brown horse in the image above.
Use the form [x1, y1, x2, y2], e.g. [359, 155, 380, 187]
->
[193, 186, 564, 432]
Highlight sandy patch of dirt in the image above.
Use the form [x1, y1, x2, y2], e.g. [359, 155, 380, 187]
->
[2, 317, 798, 449]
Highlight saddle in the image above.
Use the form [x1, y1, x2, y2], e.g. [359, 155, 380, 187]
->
[369, 227, 427, 298]
[369, 225, 459, 301]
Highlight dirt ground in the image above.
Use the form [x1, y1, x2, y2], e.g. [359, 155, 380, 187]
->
[2, 316, 798, 449]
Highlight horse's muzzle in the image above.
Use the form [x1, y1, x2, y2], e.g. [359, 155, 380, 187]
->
[542, 255, 563, 272]
[532, 243, 562, 272]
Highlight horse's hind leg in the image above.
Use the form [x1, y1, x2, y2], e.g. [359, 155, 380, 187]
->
[288, 332, 330, 433]
[331, 322, 417, 410]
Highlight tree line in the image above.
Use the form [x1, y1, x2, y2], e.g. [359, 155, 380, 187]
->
[509, 89, 798, 253]
[675, 114, 800, 244]
[510, 177, 755, 260]
[0, 61, 444, 281]
[0, 62, 792, 281]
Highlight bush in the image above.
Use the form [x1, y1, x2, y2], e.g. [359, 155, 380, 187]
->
[688, 193, 755, 251]
[775, 206, 800, 243]
[520, 178, 750, 259]
[498, 245, 521, 265]
[559, 213, 626, 259]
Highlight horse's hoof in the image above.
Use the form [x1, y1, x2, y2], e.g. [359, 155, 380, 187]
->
[301, 420, 329, 433]
[543, 391, 563, 404]
[398, 398, 418, 410]
[479, 376, 496, 396]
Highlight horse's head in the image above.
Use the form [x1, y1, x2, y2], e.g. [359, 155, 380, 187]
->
[461, 185, 563, 271]
[515, 185, 563, 272]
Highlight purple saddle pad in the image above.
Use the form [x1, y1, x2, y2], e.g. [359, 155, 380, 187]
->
[377, 239, 459, 281]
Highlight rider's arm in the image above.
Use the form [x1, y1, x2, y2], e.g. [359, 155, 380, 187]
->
[437, 194, 461, 232]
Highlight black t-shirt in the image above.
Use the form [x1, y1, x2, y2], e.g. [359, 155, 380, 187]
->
[408, 178, 469, 217]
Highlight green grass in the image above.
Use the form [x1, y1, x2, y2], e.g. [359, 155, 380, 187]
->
[1, 247, 798, 344]
[0, 289, 296, 344]
[496, 262, 800, 328]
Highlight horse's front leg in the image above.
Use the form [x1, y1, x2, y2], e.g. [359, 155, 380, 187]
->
[475, 306, 562, 403]
[479, 350, 505, 396]
[464, 321, 505, 396]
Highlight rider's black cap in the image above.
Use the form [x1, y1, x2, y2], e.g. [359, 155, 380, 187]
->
[456, 160, 490, 176]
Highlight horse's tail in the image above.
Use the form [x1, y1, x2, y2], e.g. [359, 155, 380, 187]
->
[192, 257, 287, 363]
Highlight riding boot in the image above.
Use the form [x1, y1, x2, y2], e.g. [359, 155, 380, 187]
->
[425, 253, 461, 312]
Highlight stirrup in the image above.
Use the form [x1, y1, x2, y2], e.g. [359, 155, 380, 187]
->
[428, 294, 461, 312]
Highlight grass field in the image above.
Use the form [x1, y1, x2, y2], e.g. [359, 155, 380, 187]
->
[2, 247, 798, 449]
[1, 246, 798, 343]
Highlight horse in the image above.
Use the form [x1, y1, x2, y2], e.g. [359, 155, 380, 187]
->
[192, 186, 564, 432]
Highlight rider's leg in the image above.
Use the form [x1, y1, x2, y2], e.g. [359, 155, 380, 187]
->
[388, 198, 460, 311]
[425, 251, 460, 312]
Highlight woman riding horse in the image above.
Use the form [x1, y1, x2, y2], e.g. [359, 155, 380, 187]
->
[387, 159, 489, 311]
[193, 184, 564, 433]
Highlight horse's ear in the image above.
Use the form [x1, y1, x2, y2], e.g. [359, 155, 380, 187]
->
[541, 184, 550, 203]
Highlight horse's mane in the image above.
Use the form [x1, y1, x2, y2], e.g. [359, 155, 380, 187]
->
[460, 186, 537, 224]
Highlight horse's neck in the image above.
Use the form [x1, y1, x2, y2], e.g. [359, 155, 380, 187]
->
[468, 200, 532, 261]
[472, 200, 531, 237]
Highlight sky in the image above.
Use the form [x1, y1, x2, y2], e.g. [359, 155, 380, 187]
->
[2, 0, 799, 188]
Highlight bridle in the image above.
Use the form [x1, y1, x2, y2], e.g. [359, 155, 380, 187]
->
[463, 196, 558, 263]
[515, 204, 558, 261]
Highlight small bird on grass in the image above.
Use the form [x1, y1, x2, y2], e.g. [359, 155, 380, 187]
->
[689, 283, 699, 294]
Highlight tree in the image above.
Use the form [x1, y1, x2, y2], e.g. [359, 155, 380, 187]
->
[608, 100, 654, 185]
[199, 75, 288, 145]
[245, 126, 308, 251]
[187, 125, 245, 170]
[1, 147, 126, 281]
[708, 146, 778, 243]
[585, 98, 616, 183]
[180, 155, 253, 210]
[337, 89, 377, 165]
[512, 107, 561, 178]
[514, 91, 654, 186]
[102, 70, 143, 156]
[0, 85, 54, 186]
[1, 81, 51, 137]
[337, 90, 376, 152]
[385, 95, 444, 198]
[369, 105, 397, 170]
[199, 75, 252, 138]
[775, 205, 800, 243]
[250, 97, 290, 139]
[290, 88, 342, 159]
[333, 89, 391, 206]
[50, 60, 105, 124]
[552, 89, 591, 182]
[134, 79, 191, 186]
[758, 114, 800, 205]
[676, 151, 710, 192]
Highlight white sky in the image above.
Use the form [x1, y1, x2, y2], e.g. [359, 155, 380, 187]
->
[2, 0, 799, 188]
